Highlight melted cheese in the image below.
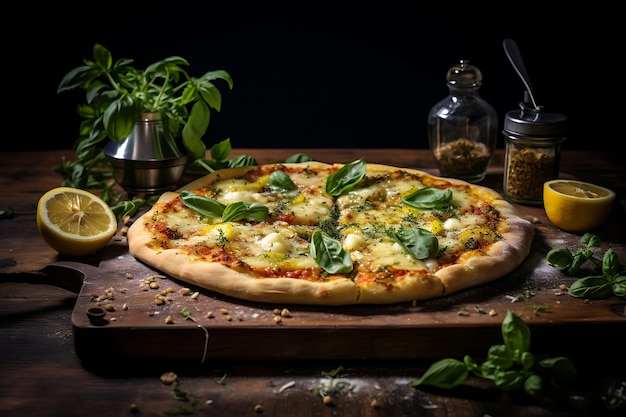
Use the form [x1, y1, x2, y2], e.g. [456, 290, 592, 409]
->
[150, 163, 505, 278]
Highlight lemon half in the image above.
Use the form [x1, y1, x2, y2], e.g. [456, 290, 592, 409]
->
[543, 179, 616, 233]
[37, 187, 118, 256]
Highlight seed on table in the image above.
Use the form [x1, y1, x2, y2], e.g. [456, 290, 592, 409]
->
[160, 371, 178, 384]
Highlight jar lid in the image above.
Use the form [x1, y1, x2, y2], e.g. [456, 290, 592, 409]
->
[446, 59, 482, 88]
[504, 103, 567, 137]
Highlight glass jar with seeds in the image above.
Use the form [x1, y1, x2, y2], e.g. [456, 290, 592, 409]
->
[503, 102, 567, 205]
[428, 60, 498, 183]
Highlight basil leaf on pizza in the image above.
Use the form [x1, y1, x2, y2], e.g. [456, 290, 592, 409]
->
[402, 187, 453, 210]
[181, 191, 269, 222]
[268, 170, 297, 192]
[310, 231, 354, 274]
[221, 201, 269, 222]
[127, 161, 534, 305]
[325, 158, 366, 196]
[180, 191, 226, 219]
[388, 227, 439, 260]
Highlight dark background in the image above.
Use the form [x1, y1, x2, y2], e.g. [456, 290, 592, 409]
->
[6, 1, 615, 151]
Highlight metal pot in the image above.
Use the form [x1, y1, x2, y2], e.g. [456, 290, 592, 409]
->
[104, 112, 187, 195]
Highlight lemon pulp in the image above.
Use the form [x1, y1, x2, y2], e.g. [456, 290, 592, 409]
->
[543, 180, 615, 233]
[37, 187, 117, 256]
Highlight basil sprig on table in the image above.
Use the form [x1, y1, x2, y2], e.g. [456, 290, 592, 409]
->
[387, 227, 439, 260]
[180, 191, 269, 222]
[546, 233, 626, 299]
[402, 187, 453, 210]
[410, 309, 578, 401]
[325, 158, 366, 196]
[310, 231, 353, 274]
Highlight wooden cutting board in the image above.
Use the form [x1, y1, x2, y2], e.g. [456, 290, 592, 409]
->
[58, 190, 625, 363]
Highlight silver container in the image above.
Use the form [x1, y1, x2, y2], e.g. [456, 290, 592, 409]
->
[104, 112, 187, 195]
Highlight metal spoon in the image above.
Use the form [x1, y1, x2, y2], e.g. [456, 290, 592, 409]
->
[503, 38, 540, 110]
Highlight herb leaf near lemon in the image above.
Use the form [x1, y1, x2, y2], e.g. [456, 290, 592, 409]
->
[546, 233, 626, 300]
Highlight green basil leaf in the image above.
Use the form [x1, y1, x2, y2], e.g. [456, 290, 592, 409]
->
[180, 190, 225, 219]
[199, 81, 222, 111]
[182, 100, 209, 159]
[520, 351, 535, 371]
[546, 248, 573, 268]
[310, 231, 353, 274]
[229, 154, 257, 168]
[409, 358, 468, 389]
[523, 374, 543, 399]
[537, 357, 578, 382]
[210, 138, 232, 162]
[501, 310, 531, 357]
[567, 252, 586, 275]
[269, 170, 297, 192]
[325, 158, 366, 196]
[110, 198, 147, 220]
[387, 227, 438, 260]
[611, 275, 626, 299]
[602, 249, 620, 277]
[285, 153, 314, 163]
[402, 187, 453, 210]
[485, 344, 514, 370]
[494, 370, 525, 391]
[93, 43, 113, 70]
[221, 202, 269, 222]
[580, 233, 601, 248]
[568, 275, 613, 299]
[103, 96, 137, 141]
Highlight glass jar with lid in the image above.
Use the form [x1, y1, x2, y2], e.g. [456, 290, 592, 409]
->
[502, 96, 567, 205]
[428, 59, 498, 183]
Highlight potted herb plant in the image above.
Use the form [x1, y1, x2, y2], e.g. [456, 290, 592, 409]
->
[57, 43, 245, 199]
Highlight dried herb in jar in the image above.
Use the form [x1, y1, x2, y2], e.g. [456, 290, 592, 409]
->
[506, 147, 555, 201]
[433, 138, 491, 178]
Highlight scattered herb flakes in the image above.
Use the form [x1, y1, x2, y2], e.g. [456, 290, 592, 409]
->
[532, 304, 550, 314]
[474, 306, 487, 314]
[181, 307, 197, 322]
[313, 366, 352, 405]
[215, 371, 228, 385]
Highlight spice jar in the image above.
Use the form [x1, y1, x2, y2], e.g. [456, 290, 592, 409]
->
[428, 59, 498, 183]
[503, 98, 567, 205]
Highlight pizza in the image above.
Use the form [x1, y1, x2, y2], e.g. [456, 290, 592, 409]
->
[127, 159, 534, 305]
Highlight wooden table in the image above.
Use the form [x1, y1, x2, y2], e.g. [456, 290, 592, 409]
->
[1, 149, 625, 417]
